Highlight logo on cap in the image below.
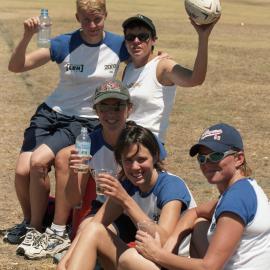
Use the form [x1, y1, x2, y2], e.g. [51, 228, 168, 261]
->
[98, 81, 123, 93]
[200, 129, 223, 141]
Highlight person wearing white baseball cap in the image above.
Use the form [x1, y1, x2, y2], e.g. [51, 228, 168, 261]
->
[121, 123, 270, 270]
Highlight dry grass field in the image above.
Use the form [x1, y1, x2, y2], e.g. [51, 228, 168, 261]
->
[0, 0, 269, 268]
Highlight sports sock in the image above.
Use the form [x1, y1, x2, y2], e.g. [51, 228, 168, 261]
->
[50, 223, 66, 237]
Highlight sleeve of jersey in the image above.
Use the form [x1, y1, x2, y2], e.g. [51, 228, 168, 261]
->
[119, 41, 129, 61]
[215, 181, 257, 225]
[104, 32, 129, 62]
[156, 174, 191, 211]
[121, 179, 137, 196]
[50, 32, 77, 64]
[89, 128, 104, 156]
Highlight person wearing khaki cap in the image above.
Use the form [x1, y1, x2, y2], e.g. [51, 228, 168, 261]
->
[57, 83, 196, 270]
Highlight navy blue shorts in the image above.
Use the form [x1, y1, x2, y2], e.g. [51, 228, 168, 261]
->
[21, 103, 99, 155]
[90, 200, 137, 243]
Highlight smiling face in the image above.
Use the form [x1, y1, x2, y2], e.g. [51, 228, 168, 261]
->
[95, 98, 132, 133]
[121, 143, 158, 192]
[198, 145, 245, 192]
[76, 10, 107, 43]
[124, 26, 156, 61]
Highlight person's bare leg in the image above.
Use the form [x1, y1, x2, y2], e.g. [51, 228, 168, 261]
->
[58, 216, 118, 270]
[58, 217, 93, 270]
[65, 222, 129, 270]
[53, 145, 74, 226]
[29, 144, 54, 231]
[14, 152, 32, 222]
[118, 248, 160, 270]
[190, 219, 210, 258]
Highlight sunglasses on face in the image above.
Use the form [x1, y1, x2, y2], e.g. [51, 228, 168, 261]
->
[197, 150, 237, 165]
[125, 33, 150, 42]
[96, 103, 127, 112]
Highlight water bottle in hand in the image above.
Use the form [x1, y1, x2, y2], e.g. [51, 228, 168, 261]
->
[37, 8, 51, 48]
[75, 127, 91, 173]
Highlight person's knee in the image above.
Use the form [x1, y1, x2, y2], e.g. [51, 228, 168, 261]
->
[55, 146, 72, 171]
[81, 221, 106, 240]
[77, 217, 93, 234]
[30, 145, 55, 172]
[118, 249, 137, 270]
[30, 158, 48, 174]
[15, 163, 29, 178]
[15, 154, 31, 177]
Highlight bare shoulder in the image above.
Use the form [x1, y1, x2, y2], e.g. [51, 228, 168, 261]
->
[157, 58, 177, 85]
[157, 58, 177, 72]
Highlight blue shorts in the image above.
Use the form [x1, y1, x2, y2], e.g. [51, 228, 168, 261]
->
[21, 103, 99, 155]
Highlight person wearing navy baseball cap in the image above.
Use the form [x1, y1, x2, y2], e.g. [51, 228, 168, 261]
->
[189, 123, 243, 157]
[116, 123, 270, 270]
[188, 123, 253, 178]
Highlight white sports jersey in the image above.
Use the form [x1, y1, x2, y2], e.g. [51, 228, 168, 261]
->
[207, 178, 270, 270]
[123, 57, 176, 143]
[45, 30, 129, 118]
[122, 172, 196, 222]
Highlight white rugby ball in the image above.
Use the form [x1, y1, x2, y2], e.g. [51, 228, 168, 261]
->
[184, 0, 221, 25]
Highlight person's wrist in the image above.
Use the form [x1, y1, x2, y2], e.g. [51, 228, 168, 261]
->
[152, 246, 164, 265]
[23, 32, 34, 41]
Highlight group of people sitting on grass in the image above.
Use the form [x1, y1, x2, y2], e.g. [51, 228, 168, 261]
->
[3, 0, 270, 269]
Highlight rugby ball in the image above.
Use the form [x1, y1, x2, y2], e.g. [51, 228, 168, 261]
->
[184, 0, 221, 25]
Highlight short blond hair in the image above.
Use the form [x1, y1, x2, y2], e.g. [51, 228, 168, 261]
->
[76, 0, 106, 13]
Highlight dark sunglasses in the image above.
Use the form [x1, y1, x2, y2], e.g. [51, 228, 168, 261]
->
[125, 33, 150, 42]
[96, 103, 127, 112]
[197, 150, 237, 164]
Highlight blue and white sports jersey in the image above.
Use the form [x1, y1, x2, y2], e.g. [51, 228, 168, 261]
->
[89, 128, 118, 175]
[45, 30, 129, 118]
[122, 171, 196, 222]
[208, 178, 270, 270]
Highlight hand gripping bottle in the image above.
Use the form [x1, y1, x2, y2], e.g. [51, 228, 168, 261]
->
[37, 8, 51, 48]
[75, 127, 91, 173]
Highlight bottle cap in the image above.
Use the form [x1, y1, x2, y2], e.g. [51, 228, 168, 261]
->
[41, 9, 48, 15]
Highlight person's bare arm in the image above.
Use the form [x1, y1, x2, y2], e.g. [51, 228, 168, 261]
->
[135, 212, 244, 270]
[160, 199, 217, 253]
[8, 16, 51, 73]
[157, 19, 219, 87]
[65, 148, 90, 207]
[153, 200, 182, 245]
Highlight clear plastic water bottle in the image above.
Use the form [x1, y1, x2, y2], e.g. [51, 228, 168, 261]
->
[37, 8, 51, 48]
[75, 127, 91, 173]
